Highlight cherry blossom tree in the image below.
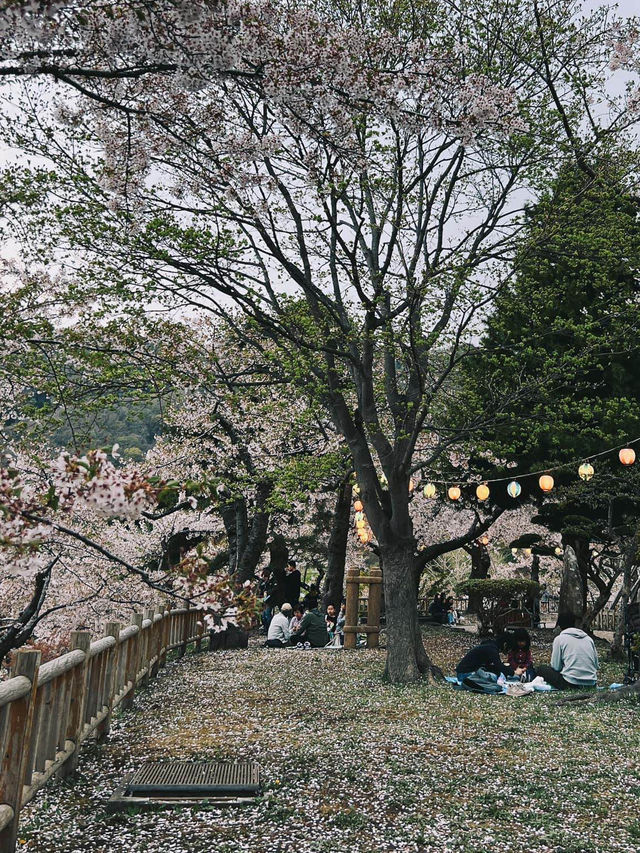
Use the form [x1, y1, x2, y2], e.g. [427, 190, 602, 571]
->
[3, 0, 639, 681]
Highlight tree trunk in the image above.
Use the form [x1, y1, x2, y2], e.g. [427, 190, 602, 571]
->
[322, 480, 352, 610]
[266, 533, 289, 607]
[0, 562, 53, 662]
[236, 480, 272, 583]
[382, 542, 433, 683]
[219, 496, 244, 573]
[467, 542, 490, 614]
[561, 535, 589, 614]
[557, 544, 585, 627]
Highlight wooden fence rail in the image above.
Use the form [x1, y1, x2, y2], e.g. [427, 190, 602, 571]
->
[0, 606, 206, 853]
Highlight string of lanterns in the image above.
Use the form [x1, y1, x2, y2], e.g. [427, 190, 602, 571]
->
[421, 444, 638, 503]
[350, 441, 639, 544]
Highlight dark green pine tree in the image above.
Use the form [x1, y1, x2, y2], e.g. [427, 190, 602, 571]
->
[463, 157, 640, 621]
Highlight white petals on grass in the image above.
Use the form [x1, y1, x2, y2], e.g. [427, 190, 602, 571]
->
[17, 628, 640, 853]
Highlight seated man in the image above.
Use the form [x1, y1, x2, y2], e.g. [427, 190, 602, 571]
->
[290, 597, 329, 647]
[456, 635, 525, 683]
[266, 603, 293, 648]
[537, 611, 598, 690]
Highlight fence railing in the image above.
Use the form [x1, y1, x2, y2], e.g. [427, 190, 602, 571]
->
[0, 605, 207, 853]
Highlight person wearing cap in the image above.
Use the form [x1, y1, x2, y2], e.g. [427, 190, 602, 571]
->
[266, 603, 293, 648]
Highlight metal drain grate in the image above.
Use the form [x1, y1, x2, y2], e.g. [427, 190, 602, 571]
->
[108, 761, 261, 810]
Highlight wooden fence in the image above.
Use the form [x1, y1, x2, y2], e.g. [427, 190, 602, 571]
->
[0, 606, 206, 853]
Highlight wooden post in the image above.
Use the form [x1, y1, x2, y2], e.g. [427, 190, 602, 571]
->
[344, 568, 359, 650]
[151, 606, 163, 676]
[178, 604, 191, 658]
[56, 632, 90, 780]
[121, 614, 142, 711]
[366, 567, 382, 648]
[195, 617, 205, 653]
[159, 604, 169, 668]
[142, 608, 154, 686]
[96, 622, 120, 743]
[0, 649, 40, 853]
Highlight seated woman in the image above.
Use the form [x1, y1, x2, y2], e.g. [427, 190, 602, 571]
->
[444, 595, 458, 625]
[456, 635, 525, 685]
[507, 628, 535, 681]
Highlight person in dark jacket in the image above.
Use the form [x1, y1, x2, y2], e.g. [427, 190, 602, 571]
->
[456, 635, 525, 680]
[283, 560, 301, 605]
[428, 593, 446, 624]
[290, 598, 329, 647]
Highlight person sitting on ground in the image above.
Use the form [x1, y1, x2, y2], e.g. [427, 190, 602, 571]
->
[507, 628, 535, 681]
[536, 611, 599, 690]
[290, 597, 329, 647]
[266, 603, 293, 648]
[325, 603, 338, 636]
[456, 634, 525, 682]
[289, 603, 304, 633]
[444, 595, 458, 625]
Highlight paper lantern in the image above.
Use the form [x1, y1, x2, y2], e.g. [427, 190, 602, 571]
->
[619, 447, 636, 466]
[355, 511, 364, 522]
[480, 534, 490, 546]
[539, 474, 554, 492]
[578, 462, 594, 481]
[356, 519, 366, 530]
[358, 531, 368, 543]
[380, 474, 388, 487]
[511, 548, 518, 557]
[448, 486, 461, 501]
[523, 547, 532, 557]
[554, 546, 563, 556]
[409, 477, 415, 493]
[354, 500, 363, 512]
[507, 480, 521, 499]
[423, 483, 437, 499]
[476, 483, 490, 502]
[352, 484, 361, 495]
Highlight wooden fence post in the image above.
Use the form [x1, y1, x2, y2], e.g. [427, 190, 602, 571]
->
[195, 616, 205, 652]
[366, 567, 382, 648]
[344, 568, 359, 650]
[121, 614, 142, 711]
[56, 631, 91, 780]
[142, 609, 154, 686]
[178, 604, 191, 658]
[96, 622, 121, 743]
[0, 649, 40, 853]
[159, 605, 169, 668]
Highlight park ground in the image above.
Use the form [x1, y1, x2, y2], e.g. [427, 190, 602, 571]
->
[19, 627, 640, 853]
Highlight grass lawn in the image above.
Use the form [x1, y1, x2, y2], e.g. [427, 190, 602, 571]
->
[19, 626, 640, 853]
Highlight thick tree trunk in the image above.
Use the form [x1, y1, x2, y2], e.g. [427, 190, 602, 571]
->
[236, 480, 272, 583]
[322, 480, 352, 609]
[467, 542, 490, 614]
[561, 535, 589, 615]
[557, 544, 586, 627]
[219, 496, 244, 573]
[382, 542, 434, 683]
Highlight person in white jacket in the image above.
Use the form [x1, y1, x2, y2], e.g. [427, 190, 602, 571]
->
[266, 603, 292, 648]
[537, 611, 599, 689]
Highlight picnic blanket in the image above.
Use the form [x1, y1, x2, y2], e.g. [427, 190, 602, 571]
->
[446, 673, 625, 695]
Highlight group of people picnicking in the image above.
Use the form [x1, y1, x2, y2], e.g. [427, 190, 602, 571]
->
[455, 611, 599, 692]
[265, 599, 346, 648]
[260, 559, 346, 649]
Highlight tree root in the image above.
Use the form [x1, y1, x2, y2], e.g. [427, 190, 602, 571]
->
[555, 682, 640, 706]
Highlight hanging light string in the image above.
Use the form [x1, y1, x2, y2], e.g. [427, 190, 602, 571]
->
[416, 435, 640, 486]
